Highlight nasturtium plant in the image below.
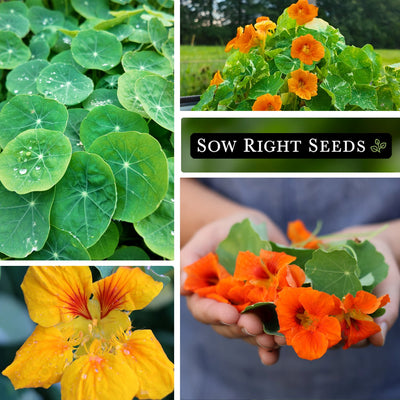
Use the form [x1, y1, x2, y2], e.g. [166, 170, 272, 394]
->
[0, 0, 174, 261]
[184, 218, 390, 360]
[194, 0, 400, 111]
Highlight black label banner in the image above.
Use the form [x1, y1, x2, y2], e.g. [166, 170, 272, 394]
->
[190, 133, 392, 159]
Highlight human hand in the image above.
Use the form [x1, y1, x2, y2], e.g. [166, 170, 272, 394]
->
[181, 211, 288, 365]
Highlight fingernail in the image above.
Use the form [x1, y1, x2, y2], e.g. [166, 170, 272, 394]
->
[241, 328, 255, 336]
[220, 321, 233, 326]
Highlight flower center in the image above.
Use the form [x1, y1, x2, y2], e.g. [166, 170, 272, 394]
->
[302, 44, 310, 54]
[296, 310, 315, 328]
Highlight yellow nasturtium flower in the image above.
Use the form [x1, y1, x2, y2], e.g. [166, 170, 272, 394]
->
[2, 266, 174, 400]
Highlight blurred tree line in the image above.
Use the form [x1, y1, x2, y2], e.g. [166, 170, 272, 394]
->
[181, 0, 400, 49]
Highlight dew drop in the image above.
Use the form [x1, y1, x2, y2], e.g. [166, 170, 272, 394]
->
[19, 168, 27, 175]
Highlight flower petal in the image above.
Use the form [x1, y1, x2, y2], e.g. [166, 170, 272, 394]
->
[61, 343, 139, 400]
[93, 267, 163, 318]
[2, 325, 73, 389]
[118, 330, 174, 400]
[21, 266, 93, 327]
[291, 329, 329, 360]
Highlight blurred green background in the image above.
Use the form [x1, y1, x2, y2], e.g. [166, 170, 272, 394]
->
[0, 266, 174, 400]
[182, 117, 400, 172]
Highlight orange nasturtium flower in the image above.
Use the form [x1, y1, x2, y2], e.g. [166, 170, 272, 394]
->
[183, 252, 231, 297]
[335, 291, 390, 349]
[225, 24, 259, 53]
[291, 34, 325, 65]
[276, 287, 342, 360]
[210, 70, 224, 87]
[234, 250, 306, 303]
[288, 68, 318, 100]
[2, 266, 174, 400]
[252, 94, 282, 111]
[287, 219, 322, 249]
[254, 16, 276, 41]
[287, 0, 318, 25]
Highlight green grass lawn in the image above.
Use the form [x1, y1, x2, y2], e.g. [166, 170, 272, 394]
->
[180, 46, 400, 97]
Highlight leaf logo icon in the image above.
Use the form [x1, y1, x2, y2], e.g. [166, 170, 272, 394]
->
[371, 139, 386, 153]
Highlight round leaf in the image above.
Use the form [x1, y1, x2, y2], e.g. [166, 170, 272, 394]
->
[0, 31, 30, 69]
[71, 0, 110, 20]
[148, 17, 168, 53]
[37, 62, 94, 105]
[27, 226, 91, 260]
[0, 183, 54, 258]
[5, 59, 49, 95]
[134, 158, 174, 259]
[29, 36, 51, 60]
[0, 94, 68, 148]
[51, 49, 87, 73]
[28, 6, 65, 34]
[122, 50, 172, 77]
[50, 151, 117, 248]
[71, 29, 122, 71]
[0, 13, 30, 38]
[0, 2, 28, 17]
[305, 249, 363, 298]
[117, 70, 153, 116]
[80, 104, 149, 148]
[0, 129, 72, 194]
[89, 131, 168, 222]
[82, 88, 121, 110]
[136, 74, 174, 131]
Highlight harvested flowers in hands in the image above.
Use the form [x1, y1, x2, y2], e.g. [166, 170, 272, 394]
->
[194, 0, 400, 111]
[183, 219, 390, 360]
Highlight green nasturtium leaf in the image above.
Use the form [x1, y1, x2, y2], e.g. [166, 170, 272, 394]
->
[64, 108, 88, 152]
[349, 85, 378, 110]
[51, 151, 117, 248]
[337, 46, 373, 85]
[0, 183, 54, 258]
[87, 221, 119, 260]
[0, 129, 72, 194]
[28, 6, 65, 34]
[108, 246, 149, 260]
[140, 266, 172, 286]
[94, 10, 142, 31]
[242, 302, 282, 335]
[117, 70, 153, 116]
[37, 62, 94, 106]
[71, 30, 122, 71]
[0, 31, 31, 69]
[29, 36, 50, 60]
[320, 74, 352, 111]
[51, 49, 87, 73]
[305, 249, 363, 298]
[128, 13, 150, 43]
[148, 17, 168, 53]
[0, 13, 30, 38]
[27, 226, 91, 260]
[216, 219, 271, 275]
[0, 1, 28, 17]
[5, 59, 49, 95]
[71, 0, 111, 20]
[0, 94, 68, 148]
[89, 131, 168, 223]
[136, 74, 173, 131]
[96, 74, 120, 90]
[82, 88, 121, 110]
[134, 157, 174, 259]
[344, 240, 389, 291]
[122, 51, 173, 77]
[80, 104, 148, 149]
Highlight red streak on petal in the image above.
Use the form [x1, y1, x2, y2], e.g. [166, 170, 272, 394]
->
[60, 282, 92, 320]
[96, 273, 130, 319]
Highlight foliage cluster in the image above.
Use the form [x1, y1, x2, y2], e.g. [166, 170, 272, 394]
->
[184, 219, 389, 360]
[181, 0, 400, 49]
[194, 1, 400, 111]
[0, 0, 174, 261]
